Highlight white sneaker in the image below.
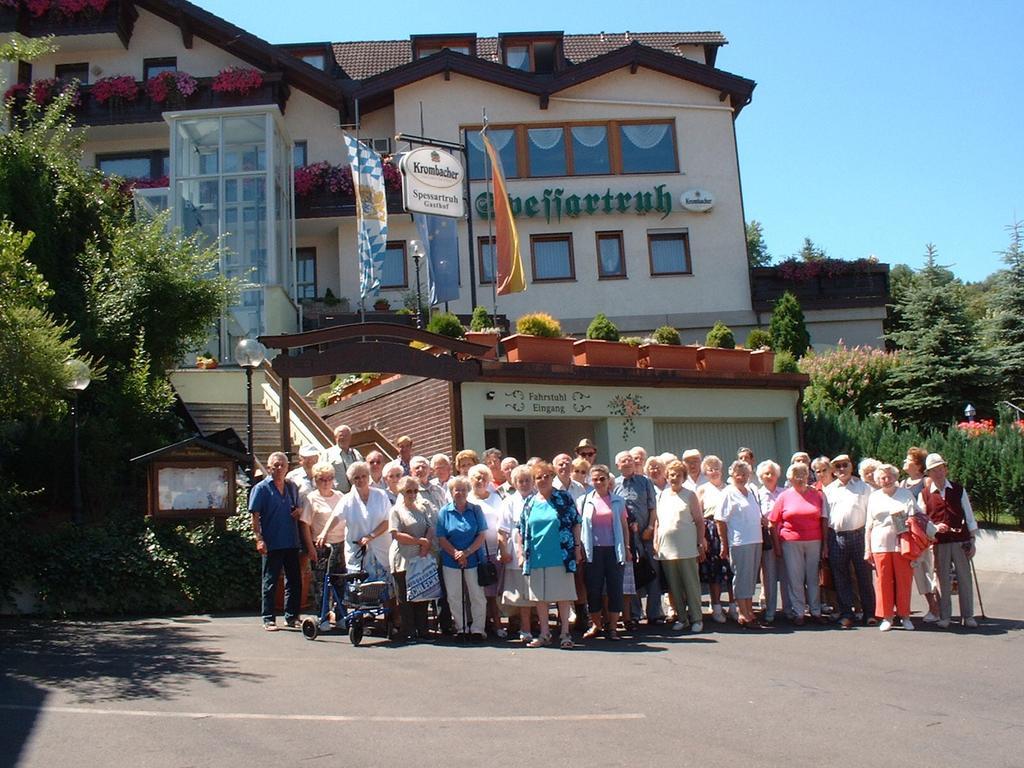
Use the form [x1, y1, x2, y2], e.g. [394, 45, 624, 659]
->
[922, 611, 939, 623]
[901, 617, 915, 631]
[879, 619, 893, 632]
[711, 606, 727, 624]
[691, 622, 703, 633]
[963, 617, 978, 629]
[671, 621, 686, 631]
[936, 618, 951, 629]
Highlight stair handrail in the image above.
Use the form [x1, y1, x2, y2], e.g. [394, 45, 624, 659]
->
[260, 360, 335, 448]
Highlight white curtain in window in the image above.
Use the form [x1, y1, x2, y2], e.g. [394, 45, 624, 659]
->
[571, 126, 607, 148]
[599, 239, 622, 275]
[534, 239, 570, 279]
[621, 124, 669, 150]
[528, 127, 563, 151]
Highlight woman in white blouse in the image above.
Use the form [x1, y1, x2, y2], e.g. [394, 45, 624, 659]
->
[654, 460, 706, 632]
[318, 460, 392, 579]
[468, 463, 507, 639]
[715, 460, 766, 628]
[865, 464, 918, 631]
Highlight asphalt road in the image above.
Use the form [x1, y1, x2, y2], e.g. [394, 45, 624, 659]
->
[2, 571, 1022, 768]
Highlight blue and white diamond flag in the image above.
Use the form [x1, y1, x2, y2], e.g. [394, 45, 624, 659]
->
[343, 133, 388, 302]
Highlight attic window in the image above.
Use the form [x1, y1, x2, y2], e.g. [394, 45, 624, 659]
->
[413, 37, 474, 59]
[502, 39, 559, 73]
[301, 53, 326, 70]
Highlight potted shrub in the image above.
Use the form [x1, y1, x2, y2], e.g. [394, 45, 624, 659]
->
[465, 305, 501, 358]
[698, 322, 750, 372]
[573, 313, 637, 367]
[639, 325, 699, 370]
[425, 311, 465, 340]
[503, 312, 574, 365]
[745, 328, 775, 373]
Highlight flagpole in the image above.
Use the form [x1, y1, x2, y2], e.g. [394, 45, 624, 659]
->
[353, 97, 366, 325]
[482, 111, 498, 321]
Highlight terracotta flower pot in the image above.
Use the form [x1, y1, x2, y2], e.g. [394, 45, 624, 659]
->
[465, 331, 500, 360]
[749, 349, 776, 374]
[638, 343, 700, 370]
[502, 334, 575, 365]
[697, 347, 751, 372]
[572, 339, 639, 367]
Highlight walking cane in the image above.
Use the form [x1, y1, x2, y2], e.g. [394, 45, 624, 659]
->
[969, 556, 986, 619]
[460, 565, 470, 642]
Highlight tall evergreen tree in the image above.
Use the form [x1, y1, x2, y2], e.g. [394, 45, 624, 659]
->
[987, 221, 1024, 403]
[884, 244, 993, 426]
[746, 220, 771, 267]
[769, 290, 811, 357]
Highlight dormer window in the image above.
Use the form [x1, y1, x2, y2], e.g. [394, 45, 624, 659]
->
[411, 34, 476, 60]
[499, 32, 563, 73]
[278, 44, 332, 71]
[301, 53, 326, 70]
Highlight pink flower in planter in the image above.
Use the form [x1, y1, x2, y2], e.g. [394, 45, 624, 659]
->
[211, 67, 264, 95]
[25, 0, 50, 17]
[146, 70, 197, 104]
[56, 0, 88, 14]
[91, 74, 139, 105]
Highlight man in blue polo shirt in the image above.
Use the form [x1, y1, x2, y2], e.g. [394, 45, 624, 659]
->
[250, 451, 303, 630]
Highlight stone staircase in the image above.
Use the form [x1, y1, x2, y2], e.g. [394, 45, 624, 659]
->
[187, 402, 298, 465]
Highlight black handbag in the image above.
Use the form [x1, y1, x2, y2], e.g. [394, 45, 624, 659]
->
[476, 539, 498, 587]
[632, 532, 658, 588]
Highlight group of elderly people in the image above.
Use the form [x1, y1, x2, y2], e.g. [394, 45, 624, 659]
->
[250, 425, 980, 642]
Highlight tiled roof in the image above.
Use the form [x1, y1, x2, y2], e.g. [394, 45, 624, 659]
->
[330, 31, 727, 81]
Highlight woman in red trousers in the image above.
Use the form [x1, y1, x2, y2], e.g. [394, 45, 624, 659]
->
[864, 464, 917, 631]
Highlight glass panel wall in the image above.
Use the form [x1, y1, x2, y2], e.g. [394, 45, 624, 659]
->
[171, 110, 293, 362]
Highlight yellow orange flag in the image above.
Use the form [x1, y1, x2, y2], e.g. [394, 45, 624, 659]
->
[480, 131, 526, 295]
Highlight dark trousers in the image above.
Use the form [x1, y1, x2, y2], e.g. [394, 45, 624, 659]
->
[262, 548, 301, 623]
[585, 546, 625, 614]
[311, 544, 345, 617]
[394, 570, 430, 639]
[828, 528, 875, 620]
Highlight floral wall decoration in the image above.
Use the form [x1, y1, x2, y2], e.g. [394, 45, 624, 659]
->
[608, 393, 649, 441]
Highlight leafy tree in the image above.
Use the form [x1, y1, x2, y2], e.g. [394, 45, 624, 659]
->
[796, 237, 827, 262]
[0, 78, 231, 518]
[769, 291, 810, 357]
[987, 221, 1024, 402]
[884, 244, 993, 427]
[746, 220, 771, 267]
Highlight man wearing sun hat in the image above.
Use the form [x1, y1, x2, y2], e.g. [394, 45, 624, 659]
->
[921, 453, 979, 629]
[824, 454, 876, 628]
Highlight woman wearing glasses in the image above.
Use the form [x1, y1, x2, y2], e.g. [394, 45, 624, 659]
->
[578, 464, 630, 641]
[388, 475, 434, 642]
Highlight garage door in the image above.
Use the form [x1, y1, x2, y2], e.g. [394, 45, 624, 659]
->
[653, 421, 782, 466]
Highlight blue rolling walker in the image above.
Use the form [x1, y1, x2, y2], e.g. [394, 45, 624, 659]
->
[301, 545, 392, 646]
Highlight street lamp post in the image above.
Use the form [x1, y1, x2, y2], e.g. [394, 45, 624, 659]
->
[65, 359, 91, 525]
[235, 339, 267, 492]
[409, 239, 426, 329]
[964, 403, 977, 423]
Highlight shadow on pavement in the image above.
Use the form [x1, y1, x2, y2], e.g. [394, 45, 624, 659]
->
[0, 675, 47, 768]
[0, 618, 258, 704]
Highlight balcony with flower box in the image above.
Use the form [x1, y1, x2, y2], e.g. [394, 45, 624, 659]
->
[294, 159, 404, 219]
[5, 70, 290, 128]
[0, 0, 138, 48]
[749, 259, 890, 312]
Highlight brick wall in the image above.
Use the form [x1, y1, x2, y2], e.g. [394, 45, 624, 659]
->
[325, 377, 456, 458]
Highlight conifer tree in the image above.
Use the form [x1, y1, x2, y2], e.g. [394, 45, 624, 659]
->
[769, 291, 810, 358]
[884, 244, 993, 426]
[987, 221, 1024, 403]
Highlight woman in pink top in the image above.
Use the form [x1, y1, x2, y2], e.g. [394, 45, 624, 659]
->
[769, 463, 830, 625]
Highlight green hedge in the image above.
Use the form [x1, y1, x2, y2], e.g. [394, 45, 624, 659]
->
[0, 502, 261, 616]
[805, 410, 1024, 526]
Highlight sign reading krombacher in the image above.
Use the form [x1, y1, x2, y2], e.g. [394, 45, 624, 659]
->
[475, 183, 674, 224]
[399, 147, 465, 218]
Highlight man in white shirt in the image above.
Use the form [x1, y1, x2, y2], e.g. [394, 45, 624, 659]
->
[824, 454, 876, 628]
[552, 453, 586, 502]
[325, 424, 362, 492]
[286, 444, 320, 502]
[681, 449, 708, 491]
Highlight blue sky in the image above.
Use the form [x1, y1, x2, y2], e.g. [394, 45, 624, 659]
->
[203, 0, 1023, 282]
